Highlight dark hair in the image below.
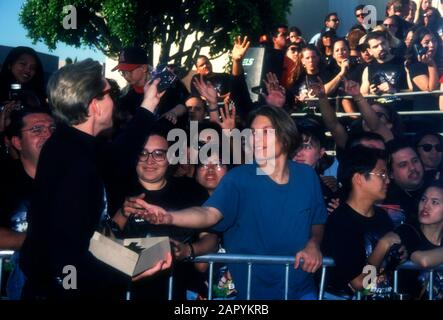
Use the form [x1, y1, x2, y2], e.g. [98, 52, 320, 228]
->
[332, 38, 350, 53]
[289, 26, 303, 36]
[338, 146, 387, 199]
[414, 131, 443, 149]
[317, 30, 337, 57]
[4, 107, 52, 139]
[270, 25, 288, 38]
[248, 105, 301, 158]
[386, 138, 417, 171]
[0, 46, 45, 103]
[365, 31, 388, 46]
[346, 131, 385, 150]
[325, 12, 339, 23]
[355, 4, 366, 13]
[418, 7, 443, 34]
[385, 15, 405, 39]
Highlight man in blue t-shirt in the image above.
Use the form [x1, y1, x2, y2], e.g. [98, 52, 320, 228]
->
[137, 105, 327, 300]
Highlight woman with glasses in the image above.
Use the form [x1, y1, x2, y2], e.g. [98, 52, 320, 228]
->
[113, 130, 219, 300]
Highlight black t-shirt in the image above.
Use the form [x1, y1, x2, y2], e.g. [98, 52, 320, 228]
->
[406, 62, 439, 111]
[289, 72, 330, 112]
[123, 176, 209, 242]
[367, 56, 408, 108]
[322, 203, 394, 295]
[122, 176, 210, 300]
[0, 159, 34, 231]
[395, 223, 443, 299]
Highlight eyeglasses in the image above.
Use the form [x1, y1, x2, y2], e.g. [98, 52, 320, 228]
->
[368, 172, 389, 181]
[330, 19, 340, 22]
[418, 144, 443, 152]
[289, 47, 299, 53]
[356, 13, 367, 18]
[22, 124, 56, 136]
[138, 149, 168, 162]
[198, 163, 225, 171]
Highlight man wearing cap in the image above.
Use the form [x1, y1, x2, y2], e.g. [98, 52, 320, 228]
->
[113, 47, 188, 129]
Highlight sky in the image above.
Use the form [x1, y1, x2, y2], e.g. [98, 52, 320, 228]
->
[0, 1, 105, 63]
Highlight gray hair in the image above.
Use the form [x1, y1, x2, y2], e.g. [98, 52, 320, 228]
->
[47, 59, 105, 125]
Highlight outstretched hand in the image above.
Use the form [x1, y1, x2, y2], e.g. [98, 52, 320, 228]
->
[193, 74, 218, 106]
[261, 72, 286, 108]
[134, 199, 173, 225]
[232, 36, 251, 61]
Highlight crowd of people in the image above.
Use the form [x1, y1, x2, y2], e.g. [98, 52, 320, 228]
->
[0, 0, 443, 301]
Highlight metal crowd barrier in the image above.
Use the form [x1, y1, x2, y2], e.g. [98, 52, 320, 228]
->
[191, 253, 443, 301]
[2, 251, 442, 300]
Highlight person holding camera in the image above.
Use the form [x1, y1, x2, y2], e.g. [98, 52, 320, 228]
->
[113, 47, 188, 130]
[360, 31, 408, 109]
[405, 27, 440, 111]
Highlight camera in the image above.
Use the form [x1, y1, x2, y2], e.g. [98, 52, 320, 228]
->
[150, 64, 178, 92]
[370, 74, 387, 87]
[9, 83, 22, 101]
[413, 44, 429, 58]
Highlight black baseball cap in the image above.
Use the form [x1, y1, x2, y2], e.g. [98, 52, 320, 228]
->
[112, 47, 148, 72]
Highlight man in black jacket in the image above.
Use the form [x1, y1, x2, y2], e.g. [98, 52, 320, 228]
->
[20, 59, 171, 300]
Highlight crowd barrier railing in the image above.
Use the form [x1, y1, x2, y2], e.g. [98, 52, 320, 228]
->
[2, 251, 442, 300]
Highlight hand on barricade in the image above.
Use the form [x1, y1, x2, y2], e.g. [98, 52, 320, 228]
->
[294, 242, 323, 273]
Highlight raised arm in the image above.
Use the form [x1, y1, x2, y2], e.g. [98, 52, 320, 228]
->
[232, 36, 251, 77]
[136, 197, 223, 229]
[310, 82, 348, 149]
[344, 80, 394, 142]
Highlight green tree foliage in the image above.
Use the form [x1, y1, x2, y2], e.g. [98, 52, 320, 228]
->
[20, 0, 291, 70]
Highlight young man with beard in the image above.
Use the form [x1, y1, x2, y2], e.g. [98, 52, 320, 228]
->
[360, 32, 408, 110]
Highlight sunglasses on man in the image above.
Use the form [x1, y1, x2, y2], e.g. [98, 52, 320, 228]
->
[419, 143, 443, 152]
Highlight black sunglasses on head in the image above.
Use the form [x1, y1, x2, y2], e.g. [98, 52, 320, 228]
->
[419, 143, 443, 152]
